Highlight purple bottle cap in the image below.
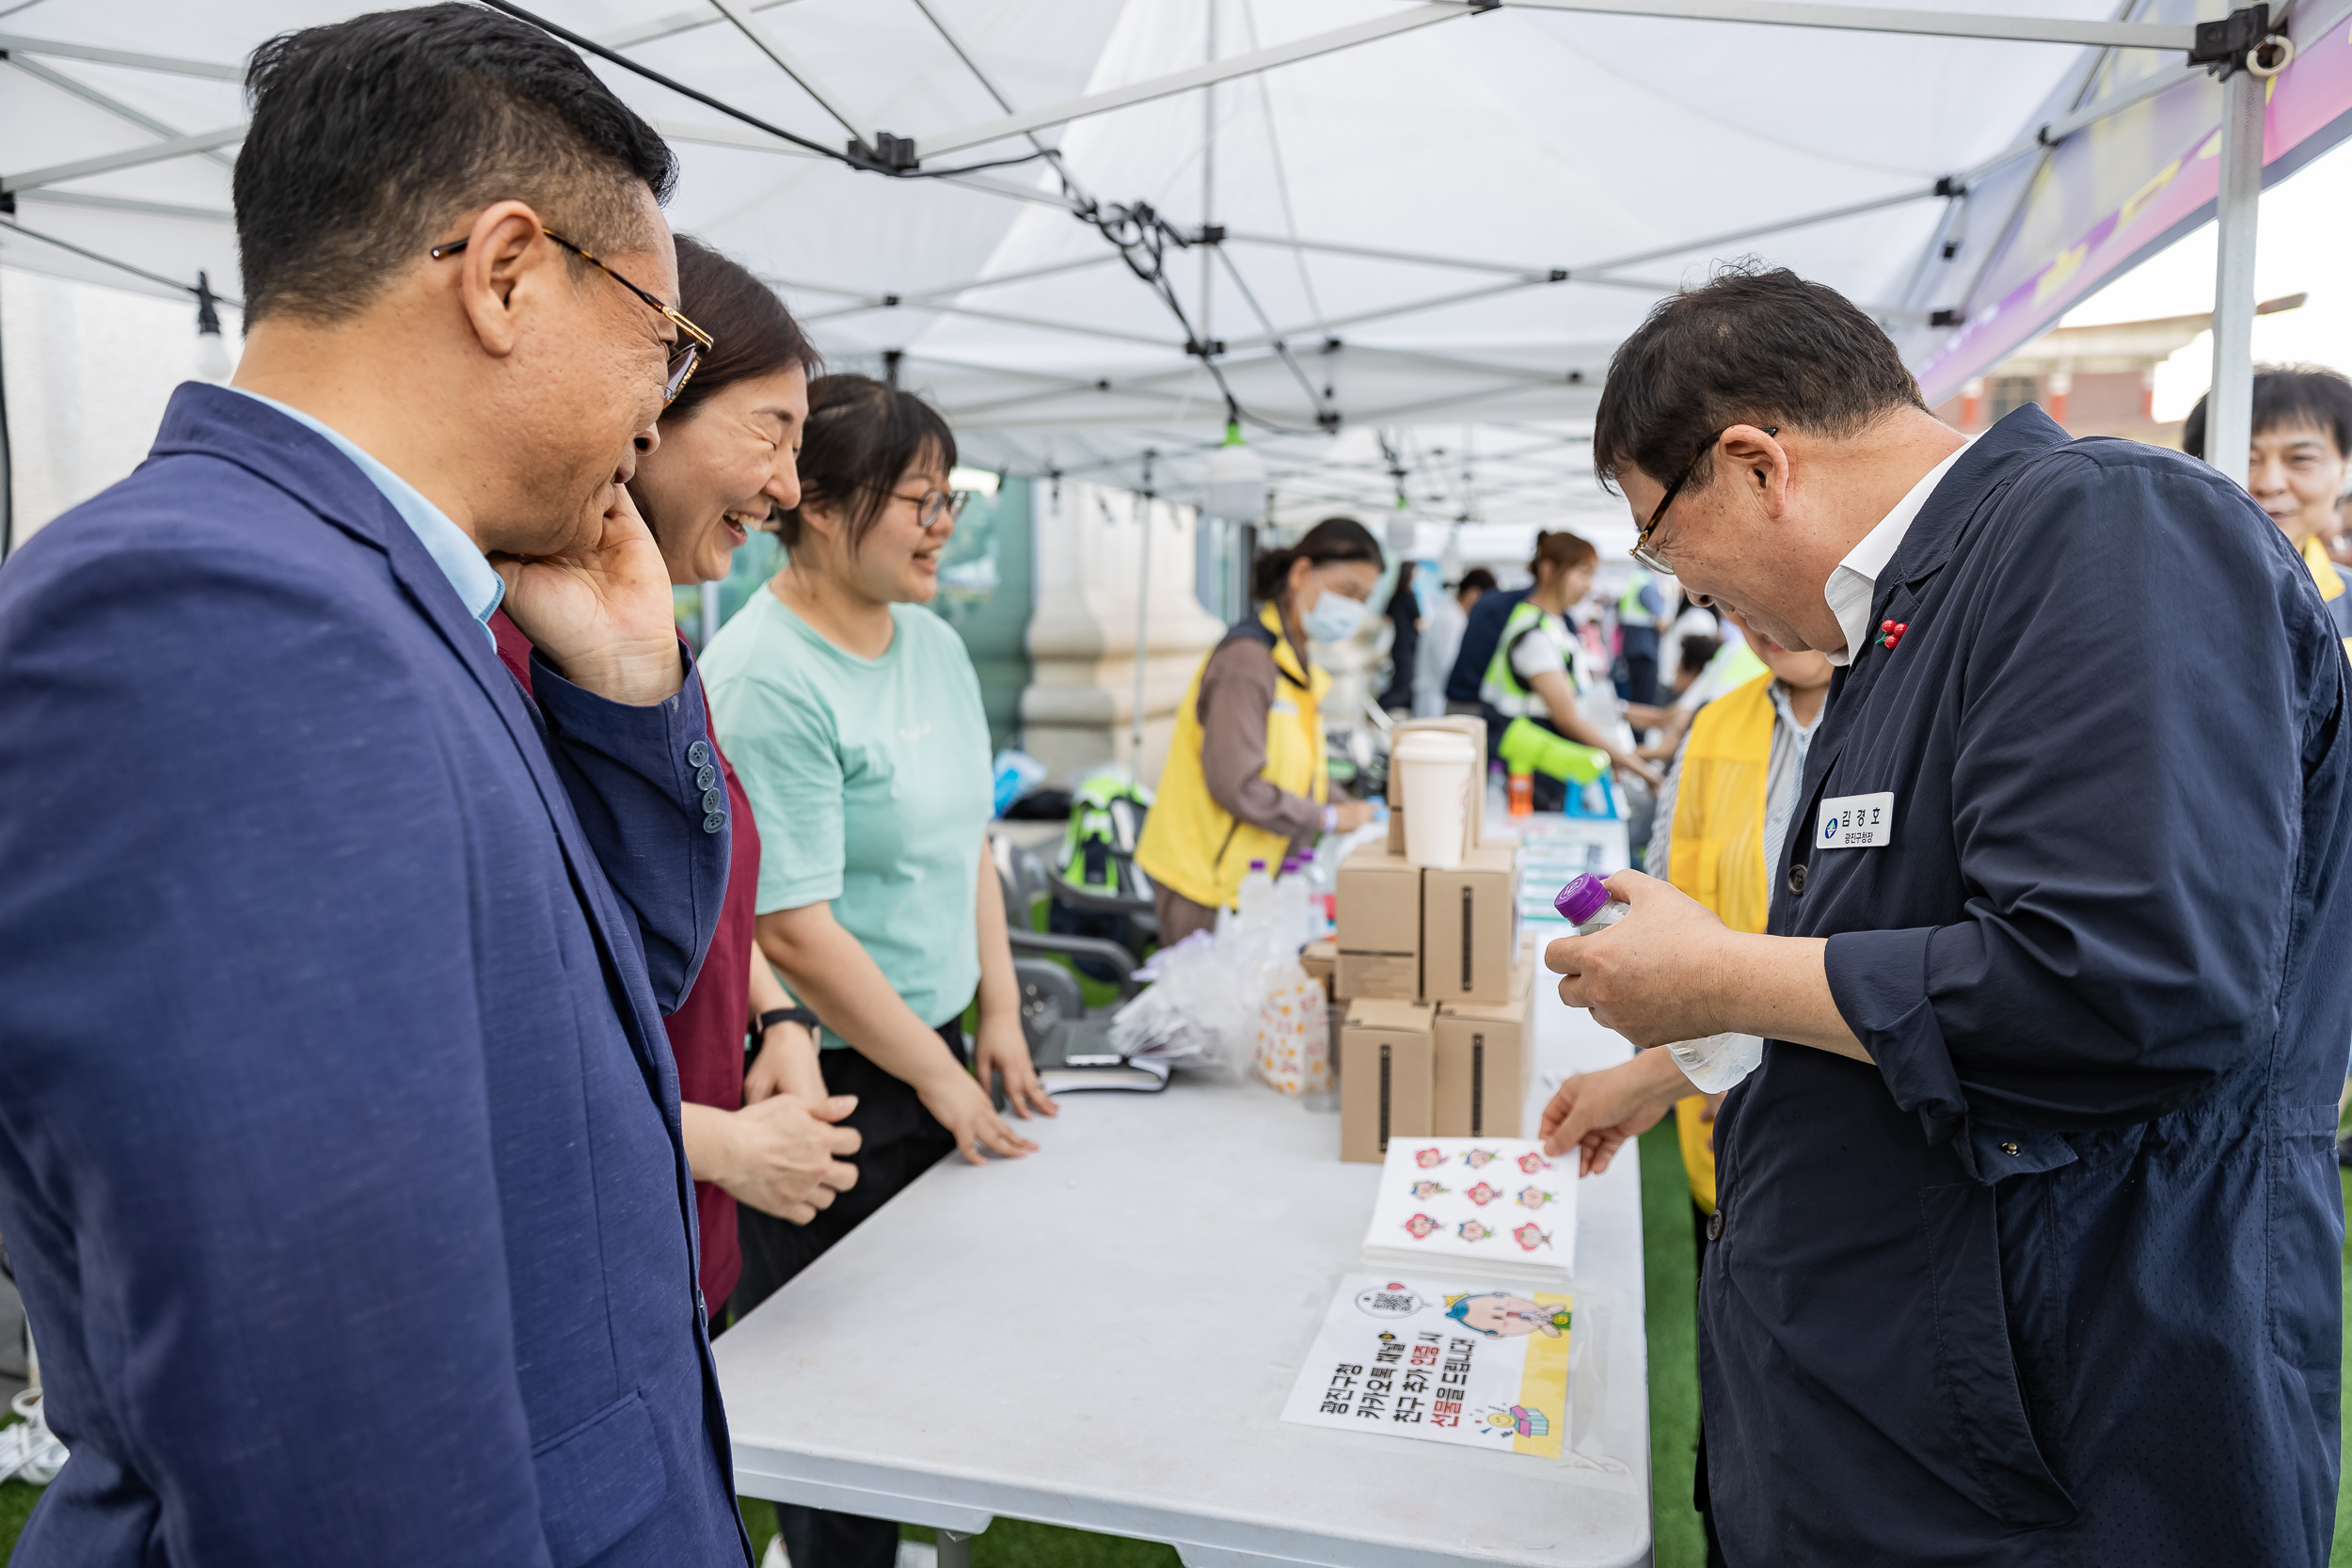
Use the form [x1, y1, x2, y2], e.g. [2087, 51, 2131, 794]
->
[1554, 873, 1612, 927]
[1249, 858, 1267, 872]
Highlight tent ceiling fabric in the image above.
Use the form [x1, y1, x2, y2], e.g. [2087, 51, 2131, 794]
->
[0, 0, 2261, 544]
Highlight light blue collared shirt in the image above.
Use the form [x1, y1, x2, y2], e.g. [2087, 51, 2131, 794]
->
[224, 386, 503, 652]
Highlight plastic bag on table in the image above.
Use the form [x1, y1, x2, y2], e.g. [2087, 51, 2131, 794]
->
[1110, 930, 1249, 1079]
[1251, 958, 1330, 1097]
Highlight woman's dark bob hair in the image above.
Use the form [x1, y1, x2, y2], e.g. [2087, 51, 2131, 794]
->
[661, 234, 819, 421]
[1251, 515, 1386, 602]
[775, 373, 959, 552]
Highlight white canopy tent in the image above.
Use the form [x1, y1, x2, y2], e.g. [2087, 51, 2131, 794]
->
[1, 0, 2343, 558]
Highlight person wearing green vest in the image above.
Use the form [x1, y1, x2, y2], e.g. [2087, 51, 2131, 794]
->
[1479, 530, 1660, 810]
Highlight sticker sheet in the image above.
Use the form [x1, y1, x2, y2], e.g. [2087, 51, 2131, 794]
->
[1280, 1273, 1573, 1458]
[1359, 1138, 1573, 1278]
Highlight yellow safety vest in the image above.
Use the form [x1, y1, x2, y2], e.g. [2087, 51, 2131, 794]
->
[1136, 604, 1330, 911]
[2301, 535, 2352, 661]
[1662, 672, 1777, 1214]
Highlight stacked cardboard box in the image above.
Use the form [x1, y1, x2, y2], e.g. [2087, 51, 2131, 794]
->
[1333, 845, 1422, 1001]
[1433, 935, 1540, 1139]
[1339, 998, 1436, 1163]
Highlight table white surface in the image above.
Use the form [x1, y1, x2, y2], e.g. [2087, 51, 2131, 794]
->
[717, 976, 1651, 1568]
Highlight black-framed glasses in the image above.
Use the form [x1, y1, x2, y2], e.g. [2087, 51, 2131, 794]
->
[428, 227, 715, 406]
[1632, 425, 1777, 574]
[888, 488, 971, 529]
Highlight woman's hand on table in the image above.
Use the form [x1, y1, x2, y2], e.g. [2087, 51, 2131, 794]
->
[687, 1095, 861, 1225]
[744, 1021, 824, 1104]
[917, 1060, 1041, 1164]
[974, 1013, 1058, 1122]
[1537, 1049, 1689, 1175]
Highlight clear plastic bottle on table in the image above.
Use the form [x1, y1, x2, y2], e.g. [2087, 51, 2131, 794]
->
[1552, 872, 1762, 1093]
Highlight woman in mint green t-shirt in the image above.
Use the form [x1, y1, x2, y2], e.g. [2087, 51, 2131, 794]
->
[702, 379, 1053, 1535]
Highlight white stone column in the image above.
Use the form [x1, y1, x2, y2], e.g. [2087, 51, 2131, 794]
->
[1021, 479, 1226, 790]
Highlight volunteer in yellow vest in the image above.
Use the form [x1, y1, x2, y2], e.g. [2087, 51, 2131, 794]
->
[1479, 530, 1660, 811]
[1644, 605, 1832, 1214]
[1138, 517, 1384, 943]
[2185, 364, 2352, 658]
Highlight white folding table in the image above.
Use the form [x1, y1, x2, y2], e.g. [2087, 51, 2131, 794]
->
[716, 941, 1652, 1568]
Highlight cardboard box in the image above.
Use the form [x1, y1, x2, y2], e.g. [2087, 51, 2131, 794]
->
[1433, 936, 1540, 1139]
[1385, 715, 1488, 859]
[1341, 998, 1436, 1163]
[1300, 938, 1336, 993]
[1335, 843, 1422, 1000]
[1421, 840, 1524, 1006]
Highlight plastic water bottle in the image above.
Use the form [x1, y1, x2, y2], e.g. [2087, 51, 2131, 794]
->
[1276, 856, 1311, 955]
[1236, 858, 1276, 942]
[1551, 873, 1762, 1093]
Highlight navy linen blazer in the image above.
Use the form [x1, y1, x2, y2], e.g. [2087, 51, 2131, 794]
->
[1705, 406, 2351, 1564]
[0, 386, 748, 1567]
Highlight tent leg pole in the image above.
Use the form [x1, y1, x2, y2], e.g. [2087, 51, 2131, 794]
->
[1131, 499, 1153, 773]
[935, 1528, 975, 1568]
[2206, 63, 2264, 487]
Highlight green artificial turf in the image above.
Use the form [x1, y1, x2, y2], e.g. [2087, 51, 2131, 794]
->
[1640, 1117, 1707, 1568]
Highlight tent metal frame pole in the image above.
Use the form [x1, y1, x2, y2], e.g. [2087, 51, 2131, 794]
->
[705, 0, 875, 154]
[915, 1, 1484, 159]
[0, 34, 242, 81]
[1502, 0, 2194, 50]
[3, 54, 237, 170]
[1, 125, 247, 195]
[10, 191, 232, 224]
[598, 0, 805, 51]
[2206, 64, 2265, 487]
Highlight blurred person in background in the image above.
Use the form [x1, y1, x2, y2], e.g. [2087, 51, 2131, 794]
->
[1378, 560, 1420, 715]
[1137, 518, 1386, 944]
[1614, 563, 1668, 705]
[1413, 566, 1496, 717]
[1442, 567, 1530, 717]
[491, 235, 857, 1323]
[1478, 530, 1660, 808]
[2185, 364, 2352, 658]
[702, 373, 1051, 1567]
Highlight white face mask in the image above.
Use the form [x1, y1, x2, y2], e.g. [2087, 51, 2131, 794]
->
[1301, 584, 1369, 644]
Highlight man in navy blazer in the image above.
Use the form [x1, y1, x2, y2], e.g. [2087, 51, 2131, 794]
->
[0, 8, 749, 1564]
[1544, 270, 2349, 1563]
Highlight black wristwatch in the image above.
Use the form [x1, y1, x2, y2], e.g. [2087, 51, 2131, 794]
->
[754, 1006, 819, 1038]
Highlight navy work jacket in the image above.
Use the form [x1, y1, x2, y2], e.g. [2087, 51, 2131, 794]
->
[1706, 406, 2351, 1565]
[0, 386, 748, 1568]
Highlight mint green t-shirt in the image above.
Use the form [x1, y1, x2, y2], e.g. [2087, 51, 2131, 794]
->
[702, 590, 993, 1045]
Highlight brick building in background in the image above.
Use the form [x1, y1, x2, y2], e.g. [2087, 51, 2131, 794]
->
[1931, 293, 2306, 447]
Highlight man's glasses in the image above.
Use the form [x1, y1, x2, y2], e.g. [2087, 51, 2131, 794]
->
[428, 228, 715, 406]
[889, 488, 971, 530]
[1632, 425, 1776, 575]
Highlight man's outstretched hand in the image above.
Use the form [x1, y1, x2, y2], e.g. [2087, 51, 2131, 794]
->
[1539, 1048, 1691, 1174]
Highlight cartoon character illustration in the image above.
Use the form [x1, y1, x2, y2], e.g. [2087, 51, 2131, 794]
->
[1445, 1291, 1573, 1338]
[1455, 1219, 1495, 1243]
[1513, 1223, 1552, 1252]
[1517, 1151, 1554, 1175]
[1517, 1186, 1557, 1210]
[1484, 1404, 1551, 1440]
[1407, 1180, 1449, 1201]
[1414, 1148, 1446, 1169]
[1461, 1148, 1500, 1169]
[1466, 1181, 1502, 1207]
[1402, 1212, 1440, 1240]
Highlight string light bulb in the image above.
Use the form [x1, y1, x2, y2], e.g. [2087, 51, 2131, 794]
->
[1205, 418, 1266, 521]
[193, 271, 234, 381]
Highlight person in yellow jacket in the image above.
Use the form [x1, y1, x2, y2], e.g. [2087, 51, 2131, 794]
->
[2184, 364, 2352, 659]
[1644, 605, 1833, 1217]
[1137, 517, 1385, 943]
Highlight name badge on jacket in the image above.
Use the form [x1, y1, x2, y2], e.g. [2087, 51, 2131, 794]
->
[1818, 791, 1894, 849]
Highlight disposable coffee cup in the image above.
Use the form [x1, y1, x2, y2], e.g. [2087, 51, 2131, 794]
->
[1392, 729, 1476, 868]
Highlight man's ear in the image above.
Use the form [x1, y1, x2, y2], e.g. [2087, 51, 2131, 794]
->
[1718, 424, 1791, 518]
[450, 200, 551, 361]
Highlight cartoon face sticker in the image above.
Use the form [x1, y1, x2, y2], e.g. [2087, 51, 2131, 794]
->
[1484, 1404, 1551, 1440]
[1461, 1148, 1500, 1169]
[1455, 1219, 1495, 1243]
[1512, 1223, 1552, 1253]
[1408, 1180, 1449, 1201]
[1414, 1148, 1446, 1168]
[1517, 1186, 1557, 1210]
[1517, 1151, 1554, 1175]
[1465, 1181, 1502, 1207]
[1445, 1291, 1573, 1338]
[1402, 1212, 1439, 1240]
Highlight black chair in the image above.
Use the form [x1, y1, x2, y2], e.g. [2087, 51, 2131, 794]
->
[989, 833, 1141, 1060]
